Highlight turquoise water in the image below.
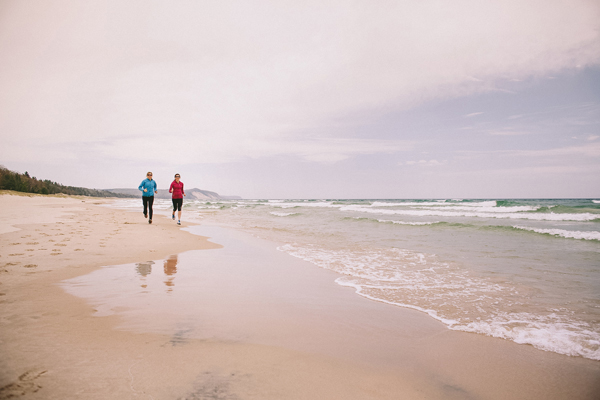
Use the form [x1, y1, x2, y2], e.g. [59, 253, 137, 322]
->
[114, 198, 600, 360]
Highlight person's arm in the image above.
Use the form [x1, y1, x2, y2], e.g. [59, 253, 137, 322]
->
[153, 181, 158, 194]
[138, 181, 146, 192]
[182, 182, 185, 196]
[169, 182, 174, 193]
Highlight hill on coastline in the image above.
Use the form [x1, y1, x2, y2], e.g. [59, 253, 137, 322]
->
[0, 166, 135, 198]
[107, 188, 241, 200]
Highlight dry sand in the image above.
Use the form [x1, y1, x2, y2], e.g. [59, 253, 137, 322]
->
[1, 192, 599, 399]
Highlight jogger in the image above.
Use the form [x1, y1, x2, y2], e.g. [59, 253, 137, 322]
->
[169, 173, 185, 225]
[139, 172, 157, 224]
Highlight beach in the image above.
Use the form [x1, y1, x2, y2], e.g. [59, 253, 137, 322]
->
[1, 193, 599, 399]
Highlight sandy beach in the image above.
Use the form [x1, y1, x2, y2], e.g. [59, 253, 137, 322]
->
[1, 192, 599, 400]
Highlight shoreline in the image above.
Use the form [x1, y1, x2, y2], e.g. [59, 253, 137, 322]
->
[1, 193, 599, 399]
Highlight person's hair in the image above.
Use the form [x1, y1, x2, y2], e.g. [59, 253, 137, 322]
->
[147, 172, 153, 176]
[174, 173, 180, 177]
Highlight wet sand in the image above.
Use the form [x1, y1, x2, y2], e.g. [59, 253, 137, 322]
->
[1, 192, 599, 399]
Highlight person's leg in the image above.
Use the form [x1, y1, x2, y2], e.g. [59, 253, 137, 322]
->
[143, 197, 148, 217]
[148, 196, 154, 221]
[172, 199, 176, 219]
[176, 199, 182, 224]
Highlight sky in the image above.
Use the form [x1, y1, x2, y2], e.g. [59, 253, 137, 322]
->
[1, 0, 599, 199]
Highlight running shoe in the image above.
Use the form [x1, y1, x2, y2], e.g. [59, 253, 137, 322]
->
[149, 219, 152, 224]
[172, 213, 175, 220]
[177, 220, 181, 225]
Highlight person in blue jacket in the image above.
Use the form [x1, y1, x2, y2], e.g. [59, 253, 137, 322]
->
[139, 172, 158, 224]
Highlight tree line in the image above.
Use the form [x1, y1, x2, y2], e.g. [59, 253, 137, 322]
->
[0, 166, 135, 198]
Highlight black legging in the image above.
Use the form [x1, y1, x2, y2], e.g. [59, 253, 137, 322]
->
[143, 196, 154, 219]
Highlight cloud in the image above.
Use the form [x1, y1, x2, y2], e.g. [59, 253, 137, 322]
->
[0, 0, 599, 166]
[487, 130, 530, 136]
[465, 112, 484, 118]
[456, 142, 600, 160]
[402, 159, 445, 167]
[514, 142, 600, 158]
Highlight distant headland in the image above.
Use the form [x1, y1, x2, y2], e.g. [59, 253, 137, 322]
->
[107, 188, 241, 200]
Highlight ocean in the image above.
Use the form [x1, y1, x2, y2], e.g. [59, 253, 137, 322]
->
[110, 198, 600, 360]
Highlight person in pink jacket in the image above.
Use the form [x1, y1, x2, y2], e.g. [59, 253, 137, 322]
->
[169, 173, 186, 225]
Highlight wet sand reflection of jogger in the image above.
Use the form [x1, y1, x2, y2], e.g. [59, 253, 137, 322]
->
[164, 255, 178, 292]
[135, 261, 154, 289]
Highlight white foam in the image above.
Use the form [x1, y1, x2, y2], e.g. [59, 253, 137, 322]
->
[340, 205, 599, 221]
[277, 243, 600, 360]
[454, 313, 600, 360]
[195, 205, 222, 209]
[377, 219, 440, 226]
[270, 212, 299, 217]
[417, 205, 539, 213]
[593, 200, 600, 204]
[513, 226, 600, 241]
[271, 202, 341, 209]
[370, 200, 497, 207]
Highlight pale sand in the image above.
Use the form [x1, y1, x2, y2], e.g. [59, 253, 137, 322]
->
[1, 192, 599, 399]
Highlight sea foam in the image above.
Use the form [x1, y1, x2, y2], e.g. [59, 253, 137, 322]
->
[270, 212, 299, 217]
[277, 243, 600, 360]
[340, 205, 599, 221]
[513, 226, 600, 241]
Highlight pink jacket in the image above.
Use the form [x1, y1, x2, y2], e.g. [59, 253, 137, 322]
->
[169, 181, 185, 199]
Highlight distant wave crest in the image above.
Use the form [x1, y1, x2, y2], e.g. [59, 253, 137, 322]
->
[270, 212, 299, 217]
[340, 205, 599, 222]
[512, 226, 600, 241]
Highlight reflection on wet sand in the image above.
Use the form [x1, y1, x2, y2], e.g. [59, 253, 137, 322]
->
[163, 255, 178, 292]
[136, 261, 154, 288]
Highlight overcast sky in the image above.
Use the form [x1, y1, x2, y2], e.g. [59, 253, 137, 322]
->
[1, 0, 599, 198]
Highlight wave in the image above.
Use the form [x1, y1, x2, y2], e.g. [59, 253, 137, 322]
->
[512, 226, 600, 241]
[277, 244, 600, 360]
[339, 205, 600, 222]
[416, 205, 539, 213]
[271, 202, 342, 209]
[270, 212, 299, 217]
[347, 217, 443, 226]
[370, 201, 447, 207]
[370, 200, 497, 207]
[378, 219, 441, 226]
[593, 200, 600, 204]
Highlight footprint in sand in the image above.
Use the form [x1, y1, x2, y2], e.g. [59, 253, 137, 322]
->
[55, 244, 67, 247]
[74, 249, 84, 251]
[0, 369, 47, 398]
[24, 264, 37, 268]
[9, 243, 21, 246]
[26, 242, 39, 245]
[8, 254, 24, 256]
[50, 253, 62, 256]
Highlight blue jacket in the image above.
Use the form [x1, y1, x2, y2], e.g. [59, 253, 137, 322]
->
[138, 179, 157, 197]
